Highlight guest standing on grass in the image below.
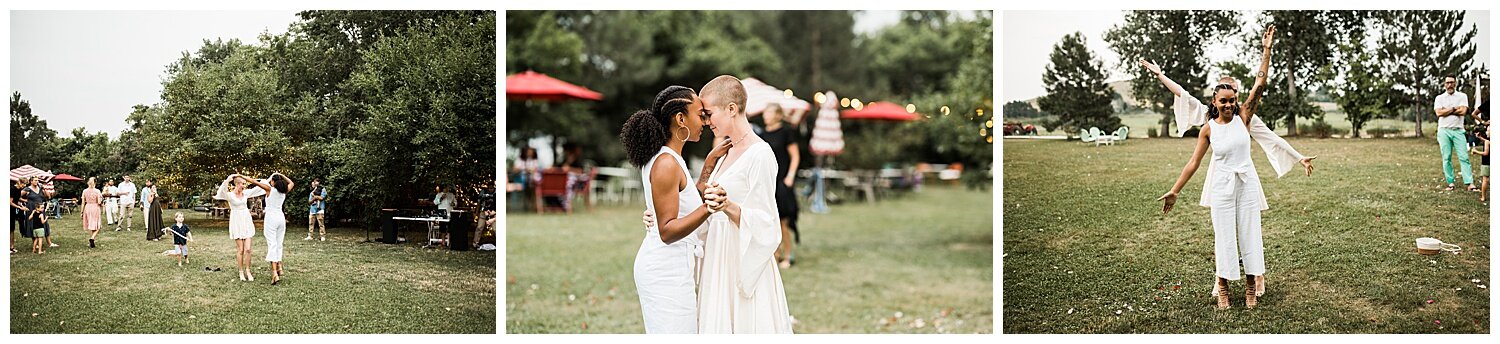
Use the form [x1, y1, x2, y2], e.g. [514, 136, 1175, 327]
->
[168, 212, 193, 267]
[264, 173, 294, 285]
[758, 103, 802, 269]
[116, 175, 137, 231]
[145, 180, 165, 241]
[1435, 76, 1476, 191]
[103, 179, 118, 226]
[1473, 129, 1490, 202]
[81, 177, 103, 248]
[216, 173, 269, 282]
[1158, 25, 1277, 311]
[307, 178, 327, 241]
[22, 177, 52, 253]
[12, 178, 29, 253]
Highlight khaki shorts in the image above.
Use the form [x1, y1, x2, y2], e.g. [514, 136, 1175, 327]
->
[1481, 165, 1490, 177]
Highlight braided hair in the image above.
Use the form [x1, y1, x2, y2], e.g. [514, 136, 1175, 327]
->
[1205, 83, 1238, 121]
[621, 85, 697, 168]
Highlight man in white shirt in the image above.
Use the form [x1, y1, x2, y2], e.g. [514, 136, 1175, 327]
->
[103, 179, 118, 225]
[116, 175, 137, 231]
[434, 185, 455, 216]
[1434, 76, 1474, 191]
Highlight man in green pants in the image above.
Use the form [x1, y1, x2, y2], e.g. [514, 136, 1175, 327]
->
[1435, 76, 1476, 191]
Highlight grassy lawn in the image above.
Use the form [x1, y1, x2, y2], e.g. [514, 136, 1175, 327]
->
[505, 185, 994, 333]
[10, 210, 496, 333]
[1002, 138, 1489, 333]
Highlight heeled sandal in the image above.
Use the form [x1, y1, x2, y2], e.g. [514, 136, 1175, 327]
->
[1244, 275, 1259, 309]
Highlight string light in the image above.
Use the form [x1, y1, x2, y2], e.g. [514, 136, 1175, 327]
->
[783, 89, 794, 99]
[976, 109, 985, 117]
[941, 106, 950, 116]
[840, 98, 850, 108]
[980, 128, 987, 136]
[814, 92, 827, 104]
[985, 120, 993, 128]
[905, 104, 916, 113]
[987, 136, 993, 143]
[852, 99, 864, 111]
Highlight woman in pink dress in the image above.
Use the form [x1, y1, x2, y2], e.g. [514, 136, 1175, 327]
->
[81, 177, 103, 248]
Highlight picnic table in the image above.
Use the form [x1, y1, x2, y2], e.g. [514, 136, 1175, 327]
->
[392, 215, 450, 248]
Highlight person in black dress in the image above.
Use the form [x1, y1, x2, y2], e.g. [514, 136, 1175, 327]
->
[758, 103, 802, 269]
[11, 178, 27, 253]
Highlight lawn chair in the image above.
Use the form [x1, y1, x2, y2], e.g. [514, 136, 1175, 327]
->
[1079, 128, 1096, 143]
[1114, 126, 1129, 144]
[535, 170, 571, 214]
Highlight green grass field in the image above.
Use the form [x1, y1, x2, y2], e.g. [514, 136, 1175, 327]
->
[1002, 138, 1489, 333]
[10, 210, 496, 333]
[505, 185, 994, 333]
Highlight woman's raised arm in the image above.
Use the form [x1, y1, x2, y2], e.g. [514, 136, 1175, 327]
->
[1242, 25, 1275, 125]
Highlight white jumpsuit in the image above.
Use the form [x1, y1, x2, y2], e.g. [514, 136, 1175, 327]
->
[264, 187, 288, 262]
[1203, 118, 1267, 280]
[633, 147, 707, 334]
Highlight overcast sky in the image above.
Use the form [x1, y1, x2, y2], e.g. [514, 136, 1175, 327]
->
[11, 11, 299, 139]
[1003, 10, 1491, 102]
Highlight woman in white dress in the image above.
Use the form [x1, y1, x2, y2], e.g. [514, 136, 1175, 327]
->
[1158, 25, 1277, 310]
[696, 75, 793, 333]
[215, 173, 269, 282]
[263, 173, 295, 285]
[620, 85, 731, 333]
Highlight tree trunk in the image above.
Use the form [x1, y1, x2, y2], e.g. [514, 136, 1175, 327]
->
[1160, 113, 1171, 138]
[1285, 68, 1299, 136]
[1413, 88, 1424, 138]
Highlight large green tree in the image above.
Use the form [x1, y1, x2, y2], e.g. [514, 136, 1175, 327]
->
[1327, 33, 1398, 138]
[1253, 10, 1367, 135]
[1376, 10, 1477, 137]
[332, 12, 497, 221]
[1105, 10, 1239, 136]
[11, 92, 61, 169]
[1039, 32, 1118, 133]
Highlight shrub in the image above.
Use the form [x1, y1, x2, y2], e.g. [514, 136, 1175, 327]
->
[1366, 127, 1402, 138]
[1297, 119, 1347, 138]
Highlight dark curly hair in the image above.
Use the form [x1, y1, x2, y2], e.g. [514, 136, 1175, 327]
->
[271, 174, 290, 194]
[621, 85, 697, 168]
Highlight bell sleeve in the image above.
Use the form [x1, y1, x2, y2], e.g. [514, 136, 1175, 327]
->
[244, 179, 268, 199]
[736, 146, 784, 298]
[212, 176, 233, 200]
[1248, 115, 1306, 177]
[1172, 91, 1208, 137]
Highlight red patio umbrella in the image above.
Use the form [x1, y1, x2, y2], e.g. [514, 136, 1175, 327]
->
[52, 173, 84, 181]
[840, 101, 920, 121]
[505, 71, 604, 101]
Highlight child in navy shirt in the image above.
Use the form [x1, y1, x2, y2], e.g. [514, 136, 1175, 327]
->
[167, 212, 193, 266]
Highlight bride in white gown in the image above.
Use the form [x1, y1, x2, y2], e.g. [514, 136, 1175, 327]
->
[695, 75, 793, 333]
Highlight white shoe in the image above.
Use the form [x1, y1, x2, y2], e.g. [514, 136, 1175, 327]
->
[304, 236, 313, 240]
[49, 243, 59, 247]
[320, 237, 326, 241]
[247, 273, 254, 282]
[239, 273, 247, 281]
